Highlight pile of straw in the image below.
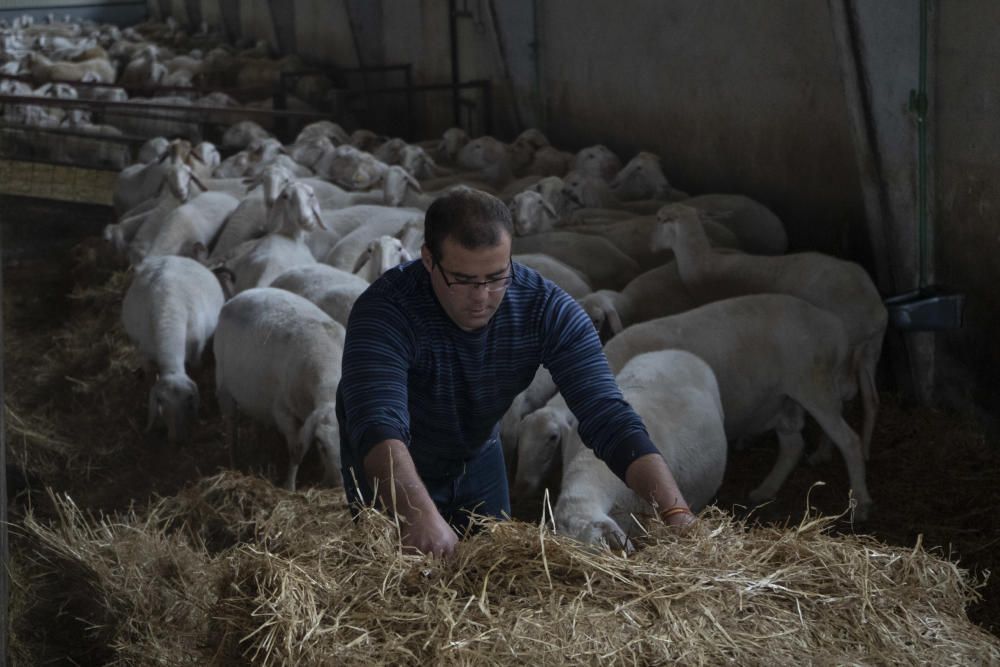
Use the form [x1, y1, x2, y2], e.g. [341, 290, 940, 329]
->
[12, 472, 1000, 665]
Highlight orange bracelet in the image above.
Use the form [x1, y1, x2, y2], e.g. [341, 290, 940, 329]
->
[659, 506, 694, 521]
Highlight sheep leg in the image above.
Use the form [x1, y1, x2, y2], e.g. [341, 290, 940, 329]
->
[858, 349, 880, 461]
[807, 433, 835, 466]
[274, 408, 304, 492]
[748, 400, 806, 505]
[797, 390, 873, 521]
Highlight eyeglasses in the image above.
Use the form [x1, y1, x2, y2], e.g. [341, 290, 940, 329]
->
[435, 259, 513, 293]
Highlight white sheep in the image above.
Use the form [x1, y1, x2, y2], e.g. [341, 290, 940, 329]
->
[214, 287, 345, 490]
[577, 261, 696, 341]
[499, 366, 557, 481]
[669, 195, 788, 256]
[270, 263, 368, 302]
[269, 263, 368, 327]
[513, 254, 592, 299]
[224, 181, 324, 293]
[654, 205, 886, 457]
[135, 191, 240, 263]
[121, 256, 225, 443]
[136, 136, 169, 164]
[610, 152, 689, 201]
[312, 144, 388, 191]
[562, 170, 668, 219]
[222, 120, 271, 151]
[322, 211, 424, 272]
[511, 231, 641, 291]
[108, 162, 205, 258]
[349, 234, 414, 283]
[554, 350, 727, 548]
[602, 294, 873, 520]
[573, 144, 622, 182]
[295, 119, 351, 146]
[207, 166, 296, 262]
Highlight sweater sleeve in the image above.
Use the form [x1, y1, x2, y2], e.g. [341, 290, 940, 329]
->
[538, 287, 660, 481]
[338, 286, 416, 463]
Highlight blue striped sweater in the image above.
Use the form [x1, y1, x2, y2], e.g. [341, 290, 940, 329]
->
[336, 259, 659, 484]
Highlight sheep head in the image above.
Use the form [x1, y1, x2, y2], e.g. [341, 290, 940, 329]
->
[457, 136, 507, 171]
[653, 204, 706, 251]
[299, 403, 343, 488]
[383, 165, 421, 207]
[243, 164, 294, 207]
[270, 181, 324, 237]
[573, 144, 622, 182]
[512, 404, 576, 502]
[440, 127, 469, 162]
[511, 190, 557, 236]
[400, 145, 436, 179]
[148, 372, 199, 444]
[561, 171, 609, 210]
[579, 291, 624, 342]
[611, 151, 671, 200]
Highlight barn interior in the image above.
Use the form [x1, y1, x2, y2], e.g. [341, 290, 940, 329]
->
[1, 0, 999, 663]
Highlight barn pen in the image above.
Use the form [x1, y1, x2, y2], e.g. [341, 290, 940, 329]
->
[2, 2, 1000, 664]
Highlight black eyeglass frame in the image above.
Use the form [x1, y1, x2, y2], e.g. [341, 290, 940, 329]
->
[433, 258, 514, 293]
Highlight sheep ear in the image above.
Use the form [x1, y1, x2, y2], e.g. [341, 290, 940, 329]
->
[606, 306, 624, 337]
[405, 170, 422, 192]
[190, 242, 208, 262]
[542, 200, 558, 219]
[311, 200, 326, 230]
[351, 246, 372, 274]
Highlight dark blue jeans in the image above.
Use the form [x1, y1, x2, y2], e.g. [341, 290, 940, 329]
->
[344, 437, 511, 536]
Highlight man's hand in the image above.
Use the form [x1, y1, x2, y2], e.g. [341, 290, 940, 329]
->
[401, 508, 459, 558]
[364, 439, 459, 557]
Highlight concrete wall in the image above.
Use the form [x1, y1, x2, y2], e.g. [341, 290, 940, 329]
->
[934, 2, 1000, 412]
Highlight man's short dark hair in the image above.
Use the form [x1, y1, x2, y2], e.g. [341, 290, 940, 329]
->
[424, 188, 513, 263]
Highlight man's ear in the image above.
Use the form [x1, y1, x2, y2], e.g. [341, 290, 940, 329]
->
[420, 244, 434, 272]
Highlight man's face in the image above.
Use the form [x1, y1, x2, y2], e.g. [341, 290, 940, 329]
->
[421, 232, 513, 332]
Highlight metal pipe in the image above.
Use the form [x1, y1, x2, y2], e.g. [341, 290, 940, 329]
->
[0, 93, 338, 122]
[449, 0, 461, 127]
[916, 0, 929, 289]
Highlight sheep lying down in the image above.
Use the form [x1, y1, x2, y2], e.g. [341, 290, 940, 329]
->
[554, 350, 727, 549]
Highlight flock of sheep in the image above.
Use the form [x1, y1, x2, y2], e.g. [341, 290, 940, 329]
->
[0, 14, 328, 168]
[12, 14, 889, 549]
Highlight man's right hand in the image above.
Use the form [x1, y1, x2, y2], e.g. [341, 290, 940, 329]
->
[401, 509, 459, 558]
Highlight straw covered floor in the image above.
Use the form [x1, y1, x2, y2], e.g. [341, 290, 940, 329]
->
[4, 251, 1000, 664]
[11, 473, 1000, 666]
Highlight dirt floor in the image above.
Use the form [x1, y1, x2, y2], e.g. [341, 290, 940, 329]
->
[3, 199, 999, 655]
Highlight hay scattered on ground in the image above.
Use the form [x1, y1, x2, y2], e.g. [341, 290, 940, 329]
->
[12, 472, 1000, 666]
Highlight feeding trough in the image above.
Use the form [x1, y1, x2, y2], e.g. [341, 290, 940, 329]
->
[885, 285, 965, 331]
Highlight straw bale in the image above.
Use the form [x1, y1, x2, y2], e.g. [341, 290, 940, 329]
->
[12, 472, 1000, 666]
